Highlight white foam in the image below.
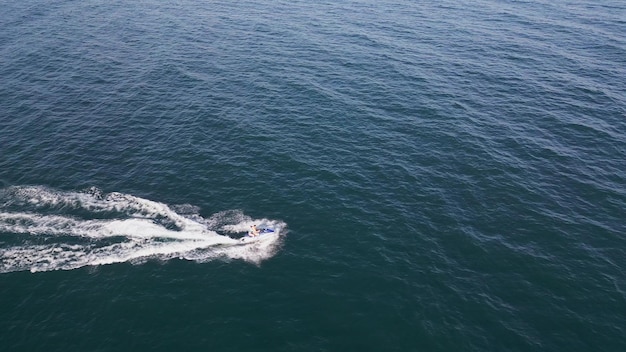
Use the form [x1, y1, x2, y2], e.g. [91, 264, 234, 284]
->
[0, 186, 286, 273]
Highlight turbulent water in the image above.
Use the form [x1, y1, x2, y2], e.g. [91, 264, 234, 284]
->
[1, 0, 625, 351]
[0, 186, 286, 272]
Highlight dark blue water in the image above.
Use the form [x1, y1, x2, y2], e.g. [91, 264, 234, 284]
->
[1, 0, 625, 350]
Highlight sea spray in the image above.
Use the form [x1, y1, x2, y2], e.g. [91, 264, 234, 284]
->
[0, 186, 286, 273]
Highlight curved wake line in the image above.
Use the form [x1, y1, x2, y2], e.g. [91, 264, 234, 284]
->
[0, 186, 287, 273]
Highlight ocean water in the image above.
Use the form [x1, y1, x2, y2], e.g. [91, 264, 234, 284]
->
[1, 0, 625, 350]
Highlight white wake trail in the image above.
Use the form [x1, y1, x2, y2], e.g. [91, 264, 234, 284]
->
[0, 186, 286, 273]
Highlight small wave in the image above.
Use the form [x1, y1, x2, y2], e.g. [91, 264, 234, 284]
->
[0, 186, 286, 273]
